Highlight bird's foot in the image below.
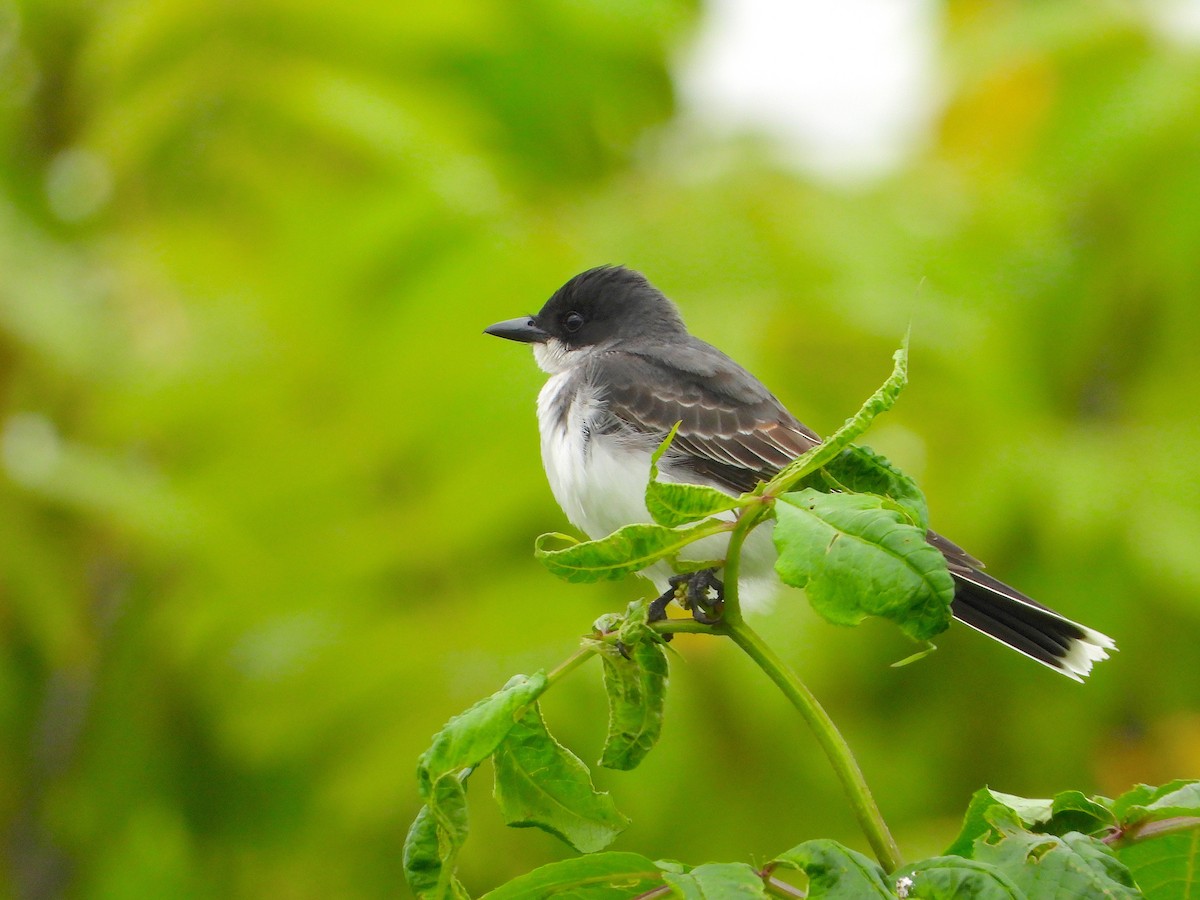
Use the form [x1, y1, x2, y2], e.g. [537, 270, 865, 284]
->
[669, 568, 725, 624]
[646, 590, 675, 642]
[646, 569, 725, 640]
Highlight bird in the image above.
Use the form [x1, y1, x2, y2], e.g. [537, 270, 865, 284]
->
[484, 265, 1115, 681]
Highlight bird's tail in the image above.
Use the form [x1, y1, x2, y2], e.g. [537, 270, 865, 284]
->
[949, 565, 1115, 681]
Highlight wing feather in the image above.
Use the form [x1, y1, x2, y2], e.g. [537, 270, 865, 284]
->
[591, 342, 820, 494]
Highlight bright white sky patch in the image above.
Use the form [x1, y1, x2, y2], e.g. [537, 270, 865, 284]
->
[678, 0, 940, 183]
[1150, 0, 1200, 43]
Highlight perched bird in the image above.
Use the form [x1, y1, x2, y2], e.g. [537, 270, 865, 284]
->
[485, 266, 1114, 680]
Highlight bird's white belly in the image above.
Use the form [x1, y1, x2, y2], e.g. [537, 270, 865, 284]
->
[536, 373, 779, 612]
[538, 375, 652, 541]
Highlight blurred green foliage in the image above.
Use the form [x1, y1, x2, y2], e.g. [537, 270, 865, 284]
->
[2, 1, 1199, 897]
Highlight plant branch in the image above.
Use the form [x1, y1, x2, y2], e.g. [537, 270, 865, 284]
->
[630, 887, 673, 900]
[545, 645, 596, 687]
[724, 615, 902, 873]
[1103, 815, 1200, 848]
[644, 433, 904, 871]
[719, 502, 768, 624]
[651, 619, 720, 636]
[688, 343, 907, 872]
[716, 491, 903, 873]
[763, 874, 808, 897]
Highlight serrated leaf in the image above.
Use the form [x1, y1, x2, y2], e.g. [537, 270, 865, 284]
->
[766, 336, 909, 494]
[599, 639, 668, 771]
[492, 703, 629, 853]
[535, 519, 730, 583]
[661, 862, 768, 898]
[655, 859, 689, 875]
[417, 672, 549, 798]
[1116, 824, 1200, 900]
[404, 774, 471, 900]
[895, 856, 1025, 899]
[1115, 780, 1200, 823]
[479, 851, 663, 899]
[971, 807, 1141, 899]
[593, 611, 625, 635]
[771, 839, 893, 898]
[1103, 782, 1200, 899]
[1046, 790, 1120, 837]
[646, 478, 742, 528]
[646, 423, 745, 527]
[808, 444, 930, 529]
[1113, 786, 1160, 820]
[773, 489, 954, 641]
[948, 788, 1119, 857]
[949, 790, 1055, 857]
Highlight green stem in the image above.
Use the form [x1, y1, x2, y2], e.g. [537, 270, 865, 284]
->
[647, 510, 903, 871]
[714, 497, 903, 872]
[763, 875, 806, 898]
[1104, 816, 1200, 848]
[651, 619, 718, 636]
[724, 616, 902, 872]
[545, 645, 595, 687]
[625, 339, 908, 869]
[720, 503, 767, 625]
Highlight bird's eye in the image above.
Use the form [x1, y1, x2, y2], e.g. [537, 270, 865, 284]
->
[563, 312, 585, 334]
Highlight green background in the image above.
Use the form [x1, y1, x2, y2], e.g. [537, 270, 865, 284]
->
[2, 2, 1199, 896]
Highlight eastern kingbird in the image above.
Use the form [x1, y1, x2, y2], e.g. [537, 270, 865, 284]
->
[486, 266, 1114, 680]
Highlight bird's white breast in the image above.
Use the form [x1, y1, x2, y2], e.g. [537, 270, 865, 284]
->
[537, 373, 654, 542]
[535, 371, 780, 611]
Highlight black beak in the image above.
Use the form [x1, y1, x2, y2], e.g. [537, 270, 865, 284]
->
[484, 316, 550, 344]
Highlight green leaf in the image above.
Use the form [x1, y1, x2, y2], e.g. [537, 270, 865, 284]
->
[1105, 782, 1200, 899]
[808, 444, 930, 529]
[655, 860, 689, 875]
[645, 473, 742, 528]
[479, 851, 663, 899]
[417, 672, 549, 799]
[1114, 780, 1200, 823]
[894, 856, 1025, 899]
[773, 489, 954, 641]
[890, 641, 938, 668]
[599, 639, 669, 771]
[492, 703, 629, 853]
[970, 807, 1141, 899]
[1112, 785, 1161, 821]
[535, 519, 731, 583]
[948, 788, 1118, 857]
[593, 611, 626, 635]
[408, 675, 550, 898]
[771, 839, 893, 898]
[1116, 824, 1200, 900]
[948, 789, 1056, 857]
[1045, 791, 1121, 838]
[403, 774, 471, 900]
[766, 336, 909, 494]
[661, 862, 768, 898]
[646, 423, 746, 527]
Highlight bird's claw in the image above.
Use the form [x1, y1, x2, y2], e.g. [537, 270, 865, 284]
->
[669, 569, 725, 624]
[646, 568, 725, 639]
[647, 591, 675, 642]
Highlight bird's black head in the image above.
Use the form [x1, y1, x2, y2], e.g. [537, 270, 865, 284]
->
[535, 266, 686, 347]
[484, 266, 686, 354]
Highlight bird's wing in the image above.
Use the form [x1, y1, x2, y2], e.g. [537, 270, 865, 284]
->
[592, 342, 821, 495]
